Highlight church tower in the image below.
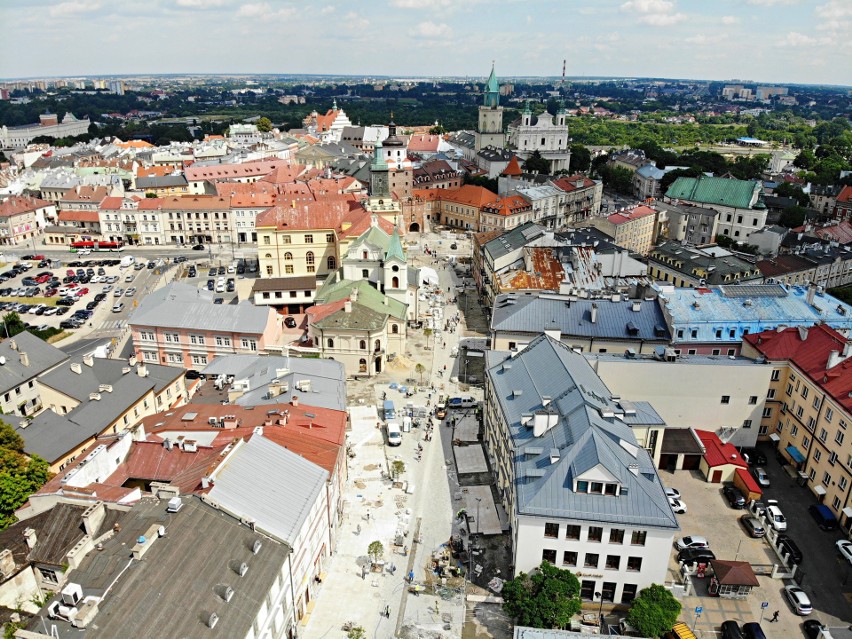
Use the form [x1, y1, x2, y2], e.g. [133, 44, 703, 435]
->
[367, 138, 402, 222]
[475, 63, 505, 151]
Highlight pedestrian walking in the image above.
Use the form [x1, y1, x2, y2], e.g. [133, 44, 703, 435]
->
[366, 509, 371, 521]
[356, 523, 361, 535]
[770, 611, 779, 622]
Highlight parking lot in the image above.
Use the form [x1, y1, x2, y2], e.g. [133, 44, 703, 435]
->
[660, 443, 851, 637]
[0, 254, 178, 336]
[178, 259, 256, 305]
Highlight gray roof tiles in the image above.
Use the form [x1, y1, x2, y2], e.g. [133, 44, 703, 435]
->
[490, 292, 670, 342]
[0, 332, 68, 394]
[486, 335, 679, 529]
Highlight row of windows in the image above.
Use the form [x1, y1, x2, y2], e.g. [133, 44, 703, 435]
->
[543, 523, 646, 545]
[262, 233, 335, 245]
[542, 549, 643, 572]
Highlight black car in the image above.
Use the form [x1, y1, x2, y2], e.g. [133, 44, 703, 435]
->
[174, 256, 188, 263]
[192, 244, 205, 250]
[236, 265, 245, 275]
[721, 620, 744, 639]
[73, 310, 93, 320]
[37, 260, 50, 268]
[722, 483, 746, 509]
[217, 266, 225, 275]
[284, 316, 297, 328]
[94, 293, 107, 302]
[59, 320, 81, 330]
[213, 297, 224, 305]
[188, 268, 197, 278]
[776, 534, 803, 564]
[184, 370, 205, 380]
[226, 280, 235, 292]
[207, 279, 215, 291]
[86, 301, 98, 310]
[208, 269, 216, 277]
[804, 619, 828, 639]
[55, 297, 76, 306]
[677, 547, 716, 566]
[147, 261, 156, 269]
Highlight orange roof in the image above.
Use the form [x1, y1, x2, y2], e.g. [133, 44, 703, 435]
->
[136, 165, 174, 178]
[339, 208, 399, 239]
[607, 204, 656, 225]
[0, 195, 53, 218]
[438, 185, 499, 208]
[158, 195, 230, 210]
[838, 185, 852, 204]
[504, 247, 564, 292]
[502, 155, 523, 176]
[60, 185, 108, 203]
[214, 181, 278, 198]
[410, 189, 442, 202]
[204, 134, 225, 141]
[407, 134, 442, 152]
[482, 194, 532, 217]
[58, 209, 100, 222]
[306, 300, 347, 325]
[256, 200, 356, 232]
[185, 159, 288, 182]
[552, 174, 597, 192]
[114, 139, 154, 149]
[258, 162, 308, 185]
[99, 195, 141, 210]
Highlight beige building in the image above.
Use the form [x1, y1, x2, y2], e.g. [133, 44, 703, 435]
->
[743, 325, 852, 528]
[0, 196, 55, 246]
[581, 204, 658, 255]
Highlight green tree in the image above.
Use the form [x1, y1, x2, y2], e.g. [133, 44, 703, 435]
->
[0, 421, 24, 453]
[415, 363, 425, 384]
[501, 561, 581, 629]
[367, 540, 384, 564]
[597, 165, 634, 196]
[779, 205, 808, 229]
[256, 116, 273, 132]
[626, 584, 682, 638]
[0, 422, 52, 530]
[522, 150, 551, 175]
[774, 182, 810, 207]
[794, 149, 816, 170]
[569, 144, 591, 173]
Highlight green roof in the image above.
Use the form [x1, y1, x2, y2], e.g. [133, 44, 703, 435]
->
[350, 225, 391, 252]
[315, 279, 407, 320]
[314, 303, 389, 331]
[666, 175, 763, 210]
[385, 228, 405, 263]
[483, 64, 500, 107]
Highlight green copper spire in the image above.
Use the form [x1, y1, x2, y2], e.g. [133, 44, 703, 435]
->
[371, 139, 387, 170]
[483, 62, 500, 108]
[385, 227, 405, 263]
[522, 100, 531, 115]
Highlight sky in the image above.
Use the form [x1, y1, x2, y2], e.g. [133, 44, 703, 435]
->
[0, 0, 850, 86]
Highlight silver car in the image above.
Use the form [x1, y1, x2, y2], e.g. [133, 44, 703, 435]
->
[752, 466, 770, 487]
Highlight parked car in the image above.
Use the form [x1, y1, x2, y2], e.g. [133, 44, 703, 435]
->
[59, 320, 81, 330]
[804, 619, 829, 639]
[184, 370, 204, 380]
[739, 515, 766, 538]
[740, 448, 767, 466]
[675, 535, 709, 551]
[124, 272, 135, 282]
[742, 622, 766, 639]
[723, 483, 747, 509]
[751, 467, 770, 487]
[836, 539, 852, 565]
[765, 502, 787, 532]
[213, 297, 224, 305]
[207, 279, 215, 291]
[55, 297, 76, 306]
[669, 498, 687, 514]
[721, 620, 744, 639]
[808, 504, 839, 530]
[125, 287, 136, 297]
[73, 310, 93, 320]
[284, 316, 297, 328]
[677, 547, 715, 567]
[784, 584, 812, 615]
[192, 244, 205, 250]
[113, 288, 124, 297]
[777, 535, 803, 564]
[86, 301, 98, 311]
[94, 293, 107, 302]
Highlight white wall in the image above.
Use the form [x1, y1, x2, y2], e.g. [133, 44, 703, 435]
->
[515, 515, 674, 604]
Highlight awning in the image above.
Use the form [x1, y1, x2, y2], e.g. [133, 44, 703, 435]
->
[769, 433, 781, 442]
[814, 485, 827, 496]
[785, 445, 805, 464]
[843, 507, 852, 518]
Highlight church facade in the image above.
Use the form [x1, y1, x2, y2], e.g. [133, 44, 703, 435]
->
[507, 102, 572, 173]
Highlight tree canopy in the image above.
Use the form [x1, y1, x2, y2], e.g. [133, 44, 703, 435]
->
[569, 144, 591, 173]
[0, 420, 52, 530]
[255, 116, 273, 132]
[501, 561, 581, 629]
[626, 584, 682, 637]
[523, 150, 551, 175]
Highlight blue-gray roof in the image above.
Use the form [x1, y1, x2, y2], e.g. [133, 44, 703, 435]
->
[660, 284, 852, 343]
[201, 354, 346, 411]
[486, 335, 679, 530]
[482, 222, 547, 262]
[0, 332, 68, 394]
[208, 435, 328, 545]
[490, 293, 670, 342]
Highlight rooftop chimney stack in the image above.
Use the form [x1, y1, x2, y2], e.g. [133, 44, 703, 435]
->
[19, 352, 28, 367]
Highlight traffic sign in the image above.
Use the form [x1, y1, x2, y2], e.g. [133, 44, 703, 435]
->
[761, 601, 769, 609]
[695, 606, 703, 614]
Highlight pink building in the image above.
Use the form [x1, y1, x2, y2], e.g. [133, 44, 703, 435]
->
[130, 282, 283, 368]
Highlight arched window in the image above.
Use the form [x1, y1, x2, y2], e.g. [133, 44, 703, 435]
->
[327, 256, 336, 270]
[327, 338, 334, 348]
[305, 252, 315, 265]
[265, 253, 272, 259]
[360, 340, 367, 350]
[284, 252, 293, 261]
[391, 324, 399, 334]
[374, 339, 381, 351]
[358, 358, 367, 373]
[392, 276, 399, 288]
[391, 265, 399, 272]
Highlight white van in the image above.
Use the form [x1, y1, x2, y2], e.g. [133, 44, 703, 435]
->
[386, 422, 402, 446]
[120, 255, 135, 268]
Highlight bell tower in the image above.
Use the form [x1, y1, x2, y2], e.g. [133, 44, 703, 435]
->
[475, 62, 505, 152]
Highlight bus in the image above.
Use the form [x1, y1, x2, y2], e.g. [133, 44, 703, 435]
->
[69, 240, 125, 252]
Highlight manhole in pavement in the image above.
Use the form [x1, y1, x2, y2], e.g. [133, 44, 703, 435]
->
[363, 463, 380, 470]
[355, 480, 367, 489]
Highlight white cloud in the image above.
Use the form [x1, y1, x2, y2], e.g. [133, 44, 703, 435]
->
[344, 11, 369, 30]
[746, 0, 798, 5]
[320, 5, 336, 14]
[685, 33, 728, 45]
[721, 15, 739, 24]
[48, 1, 101, 18]
[409, 21, 452, 39]
[815, 0, 852, 18]
[785, 31, 819, 46]
[236, 2, 294, 19]
[176, 0, 227, 8]
[620, 0, 686, 26]
[391, 0, 453, 7]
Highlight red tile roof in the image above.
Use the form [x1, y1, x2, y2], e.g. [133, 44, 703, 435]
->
[552, 174, 597, 192]
[407, 134, 442, 153]
[809, 221, 852, 244]
[436, 185, 499, 208]
[256, 200, 359, 232]
[339, 208, 398, 239]
[60, 186, 109, 203]
[306, 300, 347, 325]
[136, 165, 174, 178]
[837, 185, 852, 204]
[745, 324, 852, 412]
[99, 195, 141, 211]
[481, 194, 532, 217]
[756, 254, 815, 278]
[0, 195, 53, 218]
[735, 467, 762, 496]
[696, 430, 748, 468]
[607, 204, 656, 225]
[214, 181, 278, 198]
[258, 162, 308, 185]
[58, 209, 100, 222]
[502, 155, 523, 176]
[185, 159, 289, 182]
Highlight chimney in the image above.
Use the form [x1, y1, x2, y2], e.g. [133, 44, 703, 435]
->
[631, 301, 641, 312]
[828, 350, 843, 370]
[19, 352, 29, 367]
[0, 549, 14, 579]
[137, 364, 148, 377]
[83, 354, 94, 367]
[590, 303, 598, 324]
[9, 340, 17, 351]
[344, 300, 352, 313]
[23, 528, 37, 550]
[798, 326, 809, 341]
[70, 362, 82, 374]
[291, 396, 299, 407]
[807, 283, 816, 306]
[81, 501, 106, 537]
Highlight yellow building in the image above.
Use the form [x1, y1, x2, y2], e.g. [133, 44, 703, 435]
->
[743, 325, 852, 528]
[581, 204, 658, 256]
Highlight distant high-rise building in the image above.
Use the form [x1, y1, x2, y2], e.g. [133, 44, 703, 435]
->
[108, 80, 125, 96]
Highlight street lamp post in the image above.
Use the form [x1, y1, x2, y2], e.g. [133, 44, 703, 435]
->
[594, 591, 605, 630]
